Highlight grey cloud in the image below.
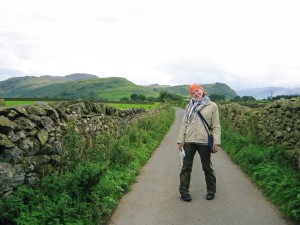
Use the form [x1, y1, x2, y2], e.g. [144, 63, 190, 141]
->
[163, 61, 233, 83]
[161, 61, 260, 91]
[0, 68, 29, 81]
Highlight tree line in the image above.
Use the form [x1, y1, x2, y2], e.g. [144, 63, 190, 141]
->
[120, 91, 184, 102]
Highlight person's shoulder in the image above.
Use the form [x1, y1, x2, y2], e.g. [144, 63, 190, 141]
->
[185, 99, 192, 109]
[207, 100, 218, 108]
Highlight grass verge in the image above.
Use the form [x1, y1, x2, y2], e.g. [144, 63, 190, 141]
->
[221, 114, 300, 223]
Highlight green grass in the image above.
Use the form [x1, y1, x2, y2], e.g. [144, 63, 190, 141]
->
[108, 102, 162, 109]
[4, 100, 162, 109]
[3, 99, 58, 106]
[0, 106, 176, 225]
[221, 114, 300, 223]
[4, 101, 41, 106]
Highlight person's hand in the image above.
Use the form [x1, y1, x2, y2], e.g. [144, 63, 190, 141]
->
[213, 144, 219, 153]
[178, 143, 184, 151]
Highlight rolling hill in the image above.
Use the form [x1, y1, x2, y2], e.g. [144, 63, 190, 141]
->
[0, 74, 237, 100]
[0, 73, 98, 97]
[163, 82, 237, 99]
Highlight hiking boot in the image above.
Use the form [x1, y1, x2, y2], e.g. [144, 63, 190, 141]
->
[206, 192, 215, 200]
[181, 193, 192, 202]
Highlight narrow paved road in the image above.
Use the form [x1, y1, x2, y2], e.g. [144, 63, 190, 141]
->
[108, 108, 291, 225]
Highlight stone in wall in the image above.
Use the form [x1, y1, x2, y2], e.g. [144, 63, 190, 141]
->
[0, 163, 24, 194]
[0, 116, 17, 134]
[0, 99, 4, 107]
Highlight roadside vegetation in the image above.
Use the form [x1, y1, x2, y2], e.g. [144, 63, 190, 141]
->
[0, 105, 175, 224]
[220, 113, 300, 223]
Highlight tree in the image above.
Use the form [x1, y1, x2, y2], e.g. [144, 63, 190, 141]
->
[231, 96, 242, 102]
[158, 91, 183, 102]
[269, 94, 300, 101]
[120, 97, 129, 101]
[158, 91, 169, 102]
[209, 94, 225, 102]
[146, 96, 156, 102]
[137, 94, 146, 101]
[241, 96, 256, 101]
[130, 94, 138, 101]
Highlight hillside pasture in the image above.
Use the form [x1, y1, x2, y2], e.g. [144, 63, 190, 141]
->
[3, 99, 162, 109]
[4, 100, 55, 106]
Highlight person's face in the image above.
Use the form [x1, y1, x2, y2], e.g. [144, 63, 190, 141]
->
[191, 88, 204, 100]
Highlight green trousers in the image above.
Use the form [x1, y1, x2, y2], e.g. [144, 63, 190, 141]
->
[179, 143, 216, 195]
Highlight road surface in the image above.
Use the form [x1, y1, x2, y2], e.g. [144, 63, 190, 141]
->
[108, 107, 291, 225]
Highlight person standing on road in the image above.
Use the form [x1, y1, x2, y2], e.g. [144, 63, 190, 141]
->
[177, 83, 221, 202]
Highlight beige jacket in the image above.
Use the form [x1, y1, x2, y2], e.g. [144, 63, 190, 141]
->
[177, 100, 221, 145]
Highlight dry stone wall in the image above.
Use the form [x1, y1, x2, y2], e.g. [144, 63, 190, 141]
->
[0, 100, 146, 196]
[219, 97, 300, 169]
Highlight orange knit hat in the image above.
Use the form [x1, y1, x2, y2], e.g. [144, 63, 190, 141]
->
[189, 83, 202, 94]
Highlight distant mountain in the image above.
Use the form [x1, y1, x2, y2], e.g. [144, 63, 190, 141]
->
[150, 82, 237, 100]
[236, 87, 300, 99]
[0, 74, 238, 100]
[38, 73, 98, 81]
[0, 73, 98, 96]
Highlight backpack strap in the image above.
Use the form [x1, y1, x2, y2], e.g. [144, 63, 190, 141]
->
[197, 111, 212, 134]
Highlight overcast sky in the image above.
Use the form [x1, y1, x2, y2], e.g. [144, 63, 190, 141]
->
[0, 0, 299, 91]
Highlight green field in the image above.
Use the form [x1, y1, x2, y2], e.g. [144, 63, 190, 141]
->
[108, 102, 162, 109]
[4, 100, 162, 109]
[4, 100, 53, 106]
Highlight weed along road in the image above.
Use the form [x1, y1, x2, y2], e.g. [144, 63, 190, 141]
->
[108, 108, 291, 225]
